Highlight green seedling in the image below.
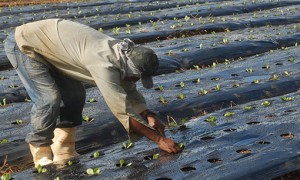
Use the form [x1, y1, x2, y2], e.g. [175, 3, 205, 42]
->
[16, 119, 23, 125]
[122, 140, 134, 150]
[281, 96, 294, 101]
[213, 84, 221, 91]
[233, 83, 240, 88]
[25, 98, 31, 102]
[200, 89, 208, 95]
[223, 38, 229, 44]
[246, 68, 253, 73]
[88, 98, 96, 103]
[177, 93, 186, 99]
[288, 57, 295, 62]
[195, 78, 201, 84]
[112, 27, 120, 34]
[152, 153, 160, 159]
[36, 164, 48, 173]
[67, 160, 73, 166]
[119, 159, 132, 167]
[158, 85, 164, 91]
[0, 139, 8, 144]
[252, 79, 260, 84]
[264, 63, 270, 69]
[261, 101, 271, 107]
[282, 71, 290, 76]
[0, 76, 5, 80]
[159, 96, 169, 104]
[205, 116, 216, 122]
[167, 50, 174, 56]
[212, 62, 217, 68]
[178, 143, 185, 149]
[199, 43, 203, 49]
[83, 115, 94, 122]
[184, 15, 190, 22]
[0, 98, 7, 107]
[193, 65, 200, 70]
[243, 106, 254, 111]
[1, 174, 11, 180]
[93, 151, 101, 158]
[179, 81, 185, 88]
[183, 48, 188, 52]
[9, 83, 15, 88]
[270, 74, 279, 81]
[98, 28, 103, 32]
[224, 111, 235, 117]
[54, 177, 60, 180]
[86, 167, 100, 175]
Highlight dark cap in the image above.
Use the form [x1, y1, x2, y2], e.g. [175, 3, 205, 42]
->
[128, 46, 159, 89]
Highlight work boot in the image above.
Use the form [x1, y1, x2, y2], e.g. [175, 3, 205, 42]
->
[29, 144, 53, 168]
[51, 128, 79, 163]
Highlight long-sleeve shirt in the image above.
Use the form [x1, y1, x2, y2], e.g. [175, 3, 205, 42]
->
[15, 18, 152, 139]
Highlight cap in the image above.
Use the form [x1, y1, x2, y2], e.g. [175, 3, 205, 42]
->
[128, 46, 159, 89]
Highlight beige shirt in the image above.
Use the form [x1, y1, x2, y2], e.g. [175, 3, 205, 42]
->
[15, 19, 151, 138]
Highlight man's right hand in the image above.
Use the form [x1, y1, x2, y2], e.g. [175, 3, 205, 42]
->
[157, 137, 182, 154]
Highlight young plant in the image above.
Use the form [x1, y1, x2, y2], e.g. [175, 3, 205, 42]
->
[212, 62, 217, 69]
[36, 164, 48, 173]
[122, 140, 134, 150]
[112, 27, 120, 34]
[9, 83, 15, 88]
[157, 85, 164, 91]
[193, 65, 200, 70]
[86, 167, 100, 175]
[0, 139, 8, 144]
[67, 160, 73, 166]
[282, 71, 290, 77]
[199, 88, 208, 95]
[261, 101, 271, 107]
[246, 68, 253, 73]
[205, 116, 216, 122]
[0, 76, 5, 80]
[88, 98, 96, 103]
[269, 74, 279, 81]
[92, 151, 101, 158]
[152, 153, 160, 159]
[213, 84, 221, 91]
[243, 106, 254, 111]
[223, 111, 235, 117]
[15, 119, 23, 125]
[222, 38, 229, 44]
[159, 96, 169, 104]
[178, 143, 185, 149]
[252, 79, 260, 84]
[0, 98, 6, 107]
[281, 96, 294, 101]
[179, 81, 185, 88]
[194, 78, 201, 84]
[288, 57, 295, 62]
[118, 159, 132, 167]
[1, 174, 11, 180]
[83, 115, 94, 122]
[177, 93, 186, 99]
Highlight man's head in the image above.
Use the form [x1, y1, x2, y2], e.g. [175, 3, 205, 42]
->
[126, 46, 159, 89]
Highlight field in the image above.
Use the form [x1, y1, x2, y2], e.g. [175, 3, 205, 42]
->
[0, 0, 300, 179]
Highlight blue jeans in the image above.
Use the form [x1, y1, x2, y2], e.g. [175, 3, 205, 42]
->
[4, 30, 86, 146]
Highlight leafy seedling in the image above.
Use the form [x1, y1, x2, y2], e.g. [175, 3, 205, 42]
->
[212, 84, 221, 91]
[246, 68, 253, 73]
[205, 116, 216, 122]
[233, 83, 240, 88]
[0, 139, 8, 144]
[9, 83, 16, 88]
[118, 159, 132, 167]
[179, 81, 185, 88]
[263, 63, 270, 69]
[152, 153, 160, 159]
[36, 164, 48, 173]
[270, 74, 279, 81]
[83, 115, 94, 122]
[224, 111, 235, 117]
[193, 65, 200, 70]
[67, 160, 73, 166]
[212, 62, 217, 68]
[15, 119, 23, 125]
[178, 143, 185, 149]
[1, 174, 11, 180]
[0, 98, 7, 107]
[92, 151, 101, 158]
[157, 85, 164, 91]
[87, 98, 96, 103]
[159, 96, 169, 104]
[86, 167, 100, 175]
[177, 93, 186, 99]
[282, 96, 294, 101]
[193, 78, 201, 84]
[199, 88, 208, 95]
[252, 79, 260, 84]
[282, 71, 290, 77]
[288, 57, 295, 62]
[0, 76, 5, 80]
[122, 140, 134, 150]
[261, 101, 271, 107]
[243, 106, 254, 111]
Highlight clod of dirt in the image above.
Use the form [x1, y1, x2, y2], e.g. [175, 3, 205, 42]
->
[180, 166, 196, 172]
[236, 149, 252, 154]
[280, 133, 294, 139]
[207, 158, 223, 163]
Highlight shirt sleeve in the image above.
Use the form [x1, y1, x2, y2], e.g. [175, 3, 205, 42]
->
[86, 64, 153, 139]
[120, 81, 148, 115]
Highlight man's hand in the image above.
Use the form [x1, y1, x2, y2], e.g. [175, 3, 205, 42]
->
[157, 137, 182, 154]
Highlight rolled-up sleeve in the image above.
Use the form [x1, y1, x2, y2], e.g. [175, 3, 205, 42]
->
[86, 64, 152, 139]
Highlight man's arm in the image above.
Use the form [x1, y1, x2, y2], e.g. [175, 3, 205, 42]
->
[129, 117, 181, 154]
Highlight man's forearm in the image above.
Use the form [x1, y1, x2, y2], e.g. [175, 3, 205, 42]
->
[129, 117, 162, 144]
